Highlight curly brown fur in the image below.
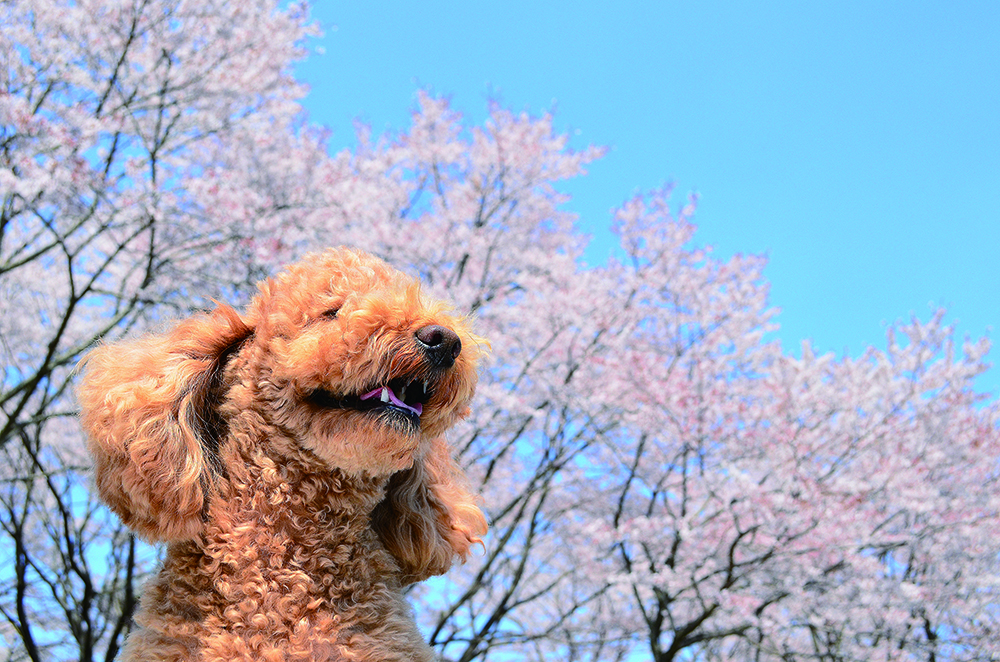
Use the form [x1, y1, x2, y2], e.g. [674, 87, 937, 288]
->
[77, 248, 488, 661]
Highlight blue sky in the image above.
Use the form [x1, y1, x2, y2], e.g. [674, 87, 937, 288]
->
[295, 1, 1000, 395]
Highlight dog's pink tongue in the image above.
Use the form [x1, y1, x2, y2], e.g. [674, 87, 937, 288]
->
[360, 386, 423, 416]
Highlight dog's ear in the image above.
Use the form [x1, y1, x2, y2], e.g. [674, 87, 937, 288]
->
[372, 436, 488, 584]
[77, 305, 252, 541]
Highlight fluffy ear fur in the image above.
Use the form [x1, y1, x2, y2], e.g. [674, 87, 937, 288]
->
[77, 305, 252, 541]
[372, 436, 488, 584]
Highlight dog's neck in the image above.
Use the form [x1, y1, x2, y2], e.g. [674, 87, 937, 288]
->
[216, 435, 392, 530]
[169, 405, 408, 602]
[165, 436, 403, 594]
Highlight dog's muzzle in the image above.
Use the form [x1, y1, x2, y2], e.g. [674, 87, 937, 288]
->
[305, 324, 465, 434]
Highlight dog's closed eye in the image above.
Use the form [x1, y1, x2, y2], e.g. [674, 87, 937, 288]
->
[320, 307, 340, 319]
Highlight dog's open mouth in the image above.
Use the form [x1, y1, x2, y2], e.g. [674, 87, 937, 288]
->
[307, 376, 433, 428]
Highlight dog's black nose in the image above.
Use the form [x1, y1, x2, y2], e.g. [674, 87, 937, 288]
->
[415, 325, 462, 369]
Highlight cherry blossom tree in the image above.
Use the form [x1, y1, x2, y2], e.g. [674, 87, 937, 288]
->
[3, 1, 999, 661]
[1, 1, 317, 659]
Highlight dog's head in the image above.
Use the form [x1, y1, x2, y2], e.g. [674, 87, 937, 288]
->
[77, 248, 483, 541]
[244, 248, 482, 475]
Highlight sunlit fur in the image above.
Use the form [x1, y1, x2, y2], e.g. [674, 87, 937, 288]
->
[77, 247, 488, 661]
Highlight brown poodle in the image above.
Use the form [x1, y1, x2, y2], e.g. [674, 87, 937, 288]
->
[77, 248, 488, 661]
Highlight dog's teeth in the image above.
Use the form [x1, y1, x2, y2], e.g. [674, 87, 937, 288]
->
[398, 384, 407, 400]
[421, 380, 428, 395]
[380, 387, 390, 403]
